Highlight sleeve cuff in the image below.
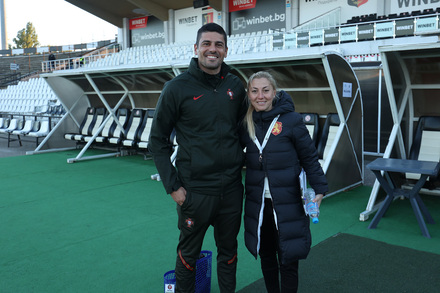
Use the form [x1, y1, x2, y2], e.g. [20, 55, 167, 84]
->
[166, 181, 182, 194]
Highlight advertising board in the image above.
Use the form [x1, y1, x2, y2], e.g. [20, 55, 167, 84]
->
[131, 16, 165, 47]
[230, 0, 286, 35]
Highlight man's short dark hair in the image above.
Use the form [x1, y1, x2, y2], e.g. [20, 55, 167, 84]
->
[196, 23, 228, 48]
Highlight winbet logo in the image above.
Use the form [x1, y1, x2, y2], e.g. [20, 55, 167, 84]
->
[232, 13, 285, 30]
[397, 0, 440, 7]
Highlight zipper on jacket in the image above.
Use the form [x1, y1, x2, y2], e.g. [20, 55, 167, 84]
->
[256, 188, 265, 255]
[214, 86, 226, 195]
[272, 200, 279, 231]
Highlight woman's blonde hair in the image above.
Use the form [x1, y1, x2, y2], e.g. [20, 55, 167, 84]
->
[244, 71, 278, 140]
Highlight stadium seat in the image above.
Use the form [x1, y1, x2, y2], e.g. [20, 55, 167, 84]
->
[109, 108, 144, 146]
[422, 8, 434, 15]
[0, 117, 10, 130]
[347, 16, 360, 24]
[411, 10, 421, 17]
[95, 109, 129, 143]
[94, 108, 130, 144]
[123, 109, 152, 148]
[64, 107, 97, 141]
[11, 119, 34, 136]
[0, 118, 22, 135]
[1, 118, 23, 147]
[83, 108, 108, 143]
[27, 120, 50, 147]
[137, 109, 155, 149]
[317, 113, 340, 167]
[9, 119, 35, 146]
[406, 116, 440, 181]
[398, 11, 410, 18]
[301, 113, 319, 147]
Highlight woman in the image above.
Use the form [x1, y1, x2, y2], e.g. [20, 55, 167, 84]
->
[240, 71, 328, 292]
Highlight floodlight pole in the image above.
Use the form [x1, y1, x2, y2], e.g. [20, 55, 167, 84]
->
[0, 0, 7, 50]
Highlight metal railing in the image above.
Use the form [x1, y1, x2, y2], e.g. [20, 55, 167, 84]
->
[293, 8, 341, 33]
[41, 43, 119, 73]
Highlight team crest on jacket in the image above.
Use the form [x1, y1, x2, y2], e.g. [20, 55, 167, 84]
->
[272, 121, 282, 136]
[185, 218, 195, 228]
[347, 0, 368, 7]
[227, 89, 234, 100]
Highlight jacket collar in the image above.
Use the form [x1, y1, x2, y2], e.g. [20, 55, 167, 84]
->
[188, 57, 230, 82]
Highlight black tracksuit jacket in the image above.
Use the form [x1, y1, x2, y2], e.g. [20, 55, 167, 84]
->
[149, 58, 247, 195]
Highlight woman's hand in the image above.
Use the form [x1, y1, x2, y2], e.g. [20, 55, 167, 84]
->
[313, 193, 324, 207]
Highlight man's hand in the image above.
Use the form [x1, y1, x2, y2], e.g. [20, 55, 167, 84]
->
[171, 187, 187, 206]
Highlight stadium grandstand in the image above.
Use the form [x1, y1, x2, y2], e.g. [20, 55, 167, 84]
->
[1, 1, 440, 292]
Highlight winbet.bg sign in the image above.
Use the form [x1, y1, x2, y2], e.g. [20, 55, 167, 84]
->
[230, 0, 285, 34]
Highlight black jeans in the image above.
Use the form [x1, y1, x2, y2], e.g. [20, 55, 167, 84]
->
[260, 198, 299, 293]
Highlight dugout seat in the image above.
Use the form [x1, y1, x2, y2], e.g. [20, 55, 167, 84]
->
[136, 109, 155, 149]
[317, 113, 340, 167]
[109, 108, 144, 146]
[406, 116, 440, 182]
[64, 107, 97, 141]
[83, 108, 108, 143]
[94, 108, 130, 143]
[301, 113, 319, 147]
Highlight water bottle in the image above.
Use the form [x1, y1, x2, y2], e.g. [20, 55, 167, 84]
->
[303, 188, 319, 224]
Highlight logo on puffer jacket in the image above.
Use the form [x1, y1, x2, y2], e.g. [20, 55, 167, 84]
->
[272, 121, 282, 136]
[347, 0, 368, 7]
[227, 89, 234, 100]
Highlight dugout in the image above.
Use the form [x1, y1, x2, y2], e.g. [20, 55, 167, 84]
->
[360, 42, 440, 221]
[34, 52, 362, 196]
[29, 65, 177, 162]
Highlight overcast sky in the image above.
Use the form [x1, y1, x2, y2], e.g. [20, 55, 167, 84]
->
[4, 0, 118, 47]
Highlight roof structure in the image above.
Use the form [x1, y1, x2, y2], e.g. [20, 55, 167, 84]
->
[66, 0, 223, 26]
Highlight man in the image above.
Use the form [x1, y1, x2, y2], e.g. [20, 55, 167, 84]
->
[48, 52, 56, 71]
[149, 23, 246, 293]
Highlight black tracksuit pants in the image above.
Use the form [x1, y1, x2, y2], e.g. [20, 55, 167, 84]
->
[175, 186, 244, 293]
